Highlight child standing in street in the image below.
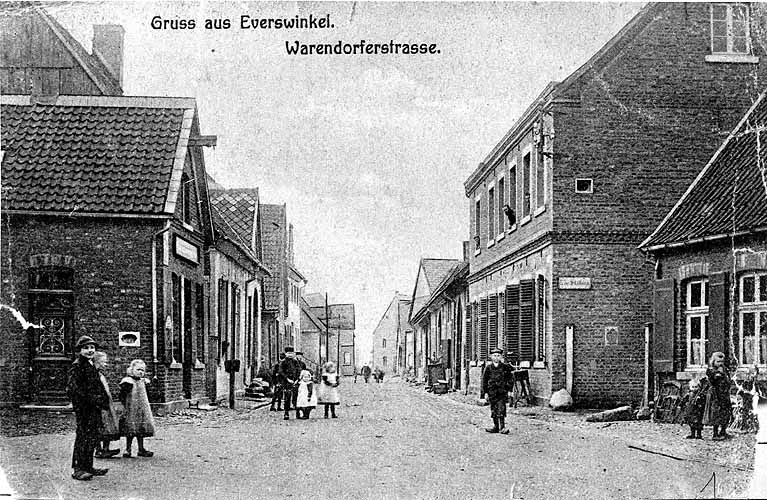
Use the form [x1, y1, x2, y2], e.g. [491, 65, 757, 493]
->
[481, 347, 514, 435]
[318, 361, 340, 418]
[681, 378, 707, 439]
[119, 359, 156, 457]
[732, 377, 760, 433]
[93, 351, 121, 458]
[295, 369, 317, 419]
[703, 351, 733, 440]
[66, 335, 110, 481]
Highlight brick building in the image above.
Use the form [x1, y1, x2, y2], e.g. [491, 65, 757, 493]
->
[409, 260, 469, 389]
[300, 296, 325, 370]
[464, 2, 767, 407]
[208, 190, 270, 403]
[0, 94, 217, 412]
[371, 293, 411, 377]
[407, 258, 462, 380]
[641, 91, 767, 394]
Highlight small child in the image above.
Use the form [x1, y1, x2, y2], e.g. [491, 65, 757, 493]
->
[93, 351, 120, 458]
[318, 361, 340, 418]
[295, 369, 317, 419]
[681, 378, 707, 439]
[119, 359, 156, 457]
[731, 378, 760, 433]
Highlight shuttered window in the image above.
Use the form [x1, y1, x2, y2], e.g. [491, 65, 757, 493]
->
[488, 294, 498, 354]
[519, 280, 535, 362]
[537, 276, 546, 362]
[464, 304, 473, 363]
[499, 292, 505, 352]
[505, 285, 520, 361]
[479, 297, 489, 360]
[504, 279, 536, 364]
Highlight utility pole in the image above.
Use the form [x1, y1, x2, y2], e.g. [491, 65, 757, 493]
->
[394, 294, 401, 375]
[325, 293, 330, 363]
[336, 312, 341, 375]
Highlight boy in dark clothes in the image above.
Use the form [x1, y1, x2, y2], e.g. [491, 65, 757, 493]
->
[482, 347, 514, 434]
[269, 353, 285, 411]
[681, 378, 708, 439]
[279, 347, 302, 420]
[66, 335, 110, 481]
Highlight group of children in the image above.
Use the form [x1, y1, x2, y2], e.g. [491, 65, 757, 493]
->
[291, 361, 342, 420]
[66, 335, 155, 481]
[681, 351, 761, 440]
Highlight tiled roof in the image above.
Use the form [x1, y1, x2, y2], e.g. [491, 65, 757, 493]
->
[210, 188, 258, 251]
[642, 94, 767, 249]
[300, 297, 325, 331]
[304, 292, 325, 308]
[421, 259, 462, 290]
[210, 205, 267, 273]
[1, 95, 193, 215]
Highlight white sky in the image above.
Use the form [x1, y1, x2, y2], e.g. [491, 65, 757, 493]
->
[50, 1, 644, 364]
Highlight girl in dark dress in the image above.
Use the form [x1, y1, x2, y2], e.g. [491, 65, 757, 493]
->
[702, 352, 733, 440]
[681, 378, 708, 439]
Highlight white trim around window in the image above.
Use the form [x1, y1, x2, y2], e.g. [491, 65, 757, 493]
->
[739, 271, 767, 366]
[685, 278, 709, 369]
[575, 178, 593, 194]
[709, 3, 754, 57]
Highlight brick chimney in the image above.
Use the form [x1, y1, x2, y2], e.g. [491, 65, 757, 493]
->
[92, 24, 124, 87]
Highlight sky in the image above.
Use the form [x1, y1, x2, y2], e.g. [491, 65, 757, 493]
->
[50, 0, 644, 364]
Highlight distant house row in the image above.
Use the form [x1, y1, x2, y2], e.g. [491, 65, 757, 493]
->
[373, 2, 767, 407]
[0, 5, 355, 411]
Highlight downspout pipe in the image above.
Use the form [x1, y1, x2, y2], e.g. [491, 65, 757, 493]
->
[152, 221, 173, 372]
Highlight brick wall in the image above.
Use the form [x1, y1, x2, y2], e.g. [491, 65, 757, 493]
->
[552, 243, 653, 407]
[552, 3, 767, 236]
[0, 215, 157, 403]
[371, 297, 404, 374]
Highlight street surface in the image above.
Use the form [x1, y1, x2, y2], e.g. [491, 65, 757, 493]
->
[0, 379, 754, 500]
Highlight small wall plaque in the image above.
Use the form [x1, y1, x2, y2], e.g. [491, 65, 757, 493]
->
[119, 331, 141, 347]
[558, 277, 592, 290]
[604, 326, 619, 345]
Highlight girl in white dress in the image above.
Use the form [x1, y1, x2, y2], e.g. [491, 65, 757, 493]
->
[295, 369, 317, 419]
[318, 361, 340, 418]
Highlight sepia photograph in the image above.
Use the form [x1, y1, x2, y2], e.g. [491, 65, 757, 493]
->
[0, 1, 766, 498]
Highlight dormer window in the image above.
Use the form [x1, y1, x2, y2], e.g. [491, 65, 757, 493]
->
[706, 4, 758, 63]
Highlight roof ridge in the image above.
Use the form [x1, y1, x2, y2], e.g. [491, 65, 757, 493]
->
[1, 95, 196, 109]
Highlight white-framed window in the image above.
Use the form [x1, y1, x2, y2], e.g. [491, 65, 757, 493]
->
[739, 271, 767, 366]
[497, 175, 505, 236]
[474, 195, 481, 253]
[487, 185, 495, 247]
[535, 148, 546, 211]
[575, 178, 593, 194]
[507, 160, 517, 232]
[711, 3, 750, 55]
[382, 338, 386, 348]
[685, 278, 709, 368]
[522, 150, 532, 218]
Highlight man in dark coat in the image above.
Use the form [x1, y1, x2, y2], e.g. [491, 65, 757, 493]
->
[279, 347, 302, 420]
[66, 335, 110, 480]
[296, 351, 307, 372]
[361, 364, 372, 383]
[269, 353, 285, 411]
[481, 347, 514, 434]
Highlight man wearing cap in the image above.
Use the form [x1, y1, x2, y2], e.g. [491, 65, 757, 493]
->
[269, 353, 286, 412]
[66, 335, 111, 480]
[295, 351, 307, 372]
[279, 347, 302, 420]
[481, 347, 514, 435]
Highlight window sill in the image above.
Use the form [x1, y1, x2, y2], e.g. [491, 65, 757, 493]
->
[532, 360, 546, 369]
[534, 205, 546, 217]
[507, 224, 517, 234]
[181, 221, 196, 232]
[194, 359, 205, 370]
[496, 232, 505, 242]
[518, 361, 531, 369]
[474, 248, 481, 257]
[520, 215, 531, 226]
[705, 53, 759, 64]
[487, 239, 495, 249]
[169, 361, 183, 370]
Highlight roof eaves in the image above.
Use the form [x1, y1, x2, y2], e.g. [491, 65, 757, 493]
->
[639, 88, 767, 250]
[163, 107, 196, 215]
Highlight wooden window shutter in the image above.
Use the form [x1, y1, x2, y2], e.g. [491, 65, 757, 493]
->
[653, 278, 675, 372]
[519, 279, 535, 362]
[488, 294, 498, 353]
[471, 302, 479, 361]
[505, 285, 520, 360]
[480, 297, 489, 360]
[464, 304, 472, 363]
[708, 272, 729, 358]
[499, 292, 505, 351]
[537, 276, 546, 361]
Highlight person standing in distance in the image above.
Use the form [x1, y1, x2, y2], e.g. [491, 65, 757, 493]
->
[279, 347, 302, 420]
